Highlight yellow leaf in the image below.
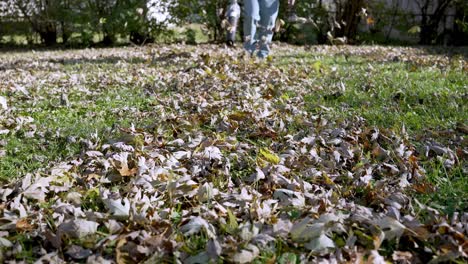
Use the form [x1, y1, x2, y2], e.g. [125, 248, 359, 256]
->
[222, 208, 238, 235]
[259, 148, 280, 164]
[322, 173, 334, 185]
[312, 61, 322, 72]
[408, 25, 421, 34]
[204, 67, 213, 75]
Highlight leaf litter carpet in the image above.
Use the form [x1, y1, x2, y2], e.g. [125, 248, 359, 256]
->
[0, 45, 466, 263]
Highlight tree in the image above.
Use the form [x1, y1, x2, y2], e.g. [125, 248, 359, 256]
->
[275, 0, 329, 44]
[8, 0, 59, 45]
[1, 0, 163, 46]
[415, 0, 455, 44]
[331, 0, 366, 42]
[83, 0, 153, 45]
[452, 0, 468, 45]
[164, 0, 229, 42]
[383, 0, 401, 42]
[3, 0, 82, 45]
[278, 0, 367, 43]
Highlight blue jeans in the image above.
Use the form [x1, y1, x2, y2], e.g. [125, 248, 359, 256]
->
[243, 0, 279, 58]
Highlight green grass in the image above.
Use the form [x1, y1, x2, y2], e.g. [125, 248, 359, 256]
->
[275, 50, 467, 215]
[418, 163, 467, 215]
[0, 62, 156, 180]
[180, 233, 209, 256]
[277, 53, 467, 133]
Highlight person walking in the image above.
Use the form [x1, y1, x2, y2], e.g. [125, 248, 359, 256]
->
[243, 0, 296, 58]
[243, 0, 279, 58]
[226, 0, 241, 46]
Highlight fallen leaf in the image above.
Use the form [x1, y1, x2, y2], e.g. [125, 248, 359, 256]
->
[304, 234, 335, 253]
[259, 148, 280, 164]
[185, 252, 210, 264]
[0, 237, 12, 247]
[374, 217, 406, 241]
[203, 146, 222, 160]
[66, 245, 93, 260]
[58, 220, 99, 239]
[207, 239, 222, 259]
[0, 96, 7, 110]
[16, 218, 34, 232]
[290, 217, 311, 241]
[180, 216, 216, 238]
[104, 198, 131, 219]
[232, 244, 260, 264]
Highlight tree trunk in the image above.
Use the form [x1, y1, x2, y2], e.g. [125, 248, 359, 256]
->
[102, 34, 114, 45]
[39, 22, 57, 45]
[419, 23, 436, 44]
[61, 21, 70, 44]
[418, 0, 454, 44]
[452, 2, 468, 45]
[385, 0, 401, 42]
[130, 31, 153, 45]
[335, 0, 364, 41]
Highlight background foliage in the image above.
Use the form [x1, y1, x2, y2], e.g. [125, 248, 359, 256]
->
[0, 0, 467, 46]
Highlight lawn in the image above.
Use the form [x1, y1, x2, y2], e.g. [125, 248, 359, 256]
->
[0, 44, 466, 263]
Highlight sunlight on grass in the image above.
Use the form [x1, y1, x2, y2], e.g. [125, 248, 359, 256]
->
[275, 49, 467, 215]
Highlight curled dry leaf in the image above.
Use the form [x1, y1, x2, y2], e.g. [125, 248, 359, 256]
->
[58, 220, 99, 239]
[0, 237, 13, 247]
[374, 216, 406, 241]
[0, 96, 7, 110]
[232, 244, 260, 264]
[66, 245, 93, 260]
[180, 216, 217, 239]
[304, 234, 335, 254]
[104, 198, 131, 219]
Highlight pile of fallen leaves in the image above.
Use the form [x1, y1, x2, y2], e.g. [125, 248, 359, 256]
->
[0, 45, 466, 263]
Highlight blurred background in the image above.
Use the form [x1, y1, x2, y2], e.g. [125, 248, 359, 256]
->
[0, 0, 467, 47]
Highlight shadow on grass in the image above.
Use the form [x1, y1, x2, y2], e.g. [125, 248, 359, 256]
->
[0, 41, 134, 53]
[0, 54, 149, 71]
[417, 45, 468, 60]
[46, 56, 148, 66]
[276, 44, 468, 64]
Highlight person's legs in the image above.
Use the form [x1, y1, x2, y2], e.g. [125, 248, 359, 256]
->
[257, 0, 279, 58]
[243, 0, 260, 55]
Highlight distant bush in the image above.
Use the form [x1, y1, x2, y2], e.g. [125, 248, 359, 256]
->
[1, 0, 167, 46]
